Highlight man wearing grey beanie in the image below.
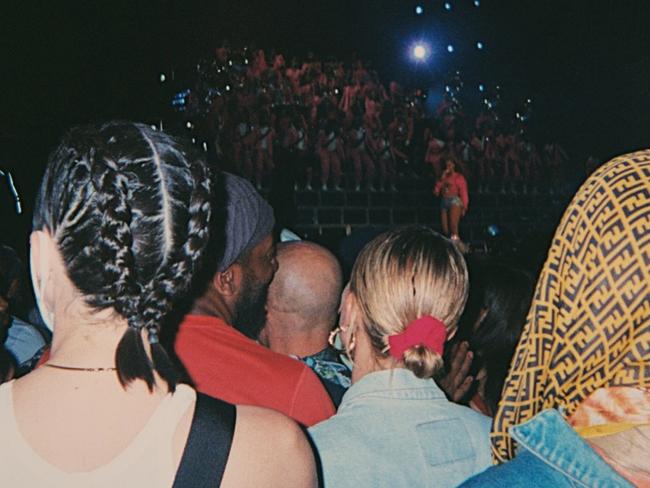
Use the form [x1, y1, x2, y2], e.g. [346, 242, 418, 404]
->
[175, 173, 335, 427]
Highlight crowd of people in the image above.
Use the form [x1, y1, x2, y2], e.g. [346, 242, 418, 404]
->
[0, 121, 648, 487]
[172, 45, 573, 197]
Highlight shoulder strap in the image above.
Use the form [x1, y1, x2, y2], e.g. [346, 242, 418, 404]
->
[172, 393, 237, 488]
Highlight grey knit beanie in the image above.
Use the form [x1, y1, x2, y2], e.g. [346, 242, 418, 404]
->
[217, 172, 275, 272]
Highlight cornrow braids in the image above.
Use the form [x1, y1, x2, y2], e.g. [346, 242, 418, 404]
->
[33, 121, 214, 392]
[135, 156, 213, 392]
[90, 149, 155, 389]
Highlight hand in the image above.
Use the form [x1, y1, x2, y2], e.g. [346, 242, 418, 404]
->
[437, 341, 474, 403]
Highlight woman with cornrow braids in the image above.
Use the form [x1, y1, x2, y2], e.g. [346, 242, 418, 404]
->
[0, 122, 317, 487]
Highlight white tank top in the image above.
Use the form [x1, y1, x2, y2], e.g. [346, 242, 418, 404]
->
[0, 381, 195, 487]
[259, 127, 270, 150]
[296, 130, 305, 150]
[326, 132, 337, 151]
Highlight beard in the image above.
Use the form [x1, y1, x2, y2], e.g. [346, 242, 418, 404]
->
[232, 271, 270, 340]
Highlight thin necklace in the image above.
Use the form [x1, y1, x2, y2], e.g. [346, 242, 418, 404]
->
[45, 363, 117, 372]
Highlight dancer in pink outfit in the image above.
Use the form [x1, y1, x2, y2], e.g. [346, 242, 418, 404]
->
[434, 157, 469, 245]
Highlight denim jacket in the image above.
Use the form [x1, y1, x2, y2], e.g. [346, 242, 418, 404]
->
[309, 368, 492, 488]
[460, 409, 634, 488]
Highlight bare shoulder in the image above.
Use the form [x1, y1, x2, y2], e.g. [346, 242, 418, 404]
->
[234, 405, 314, 458]
[221, 405, 318, 488]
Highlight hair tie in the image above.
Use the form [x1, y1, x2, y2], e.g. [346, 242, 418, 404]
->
[127, 316, 143, 330]
[147, 327, 160, 345]
[387, 316, 447, 359]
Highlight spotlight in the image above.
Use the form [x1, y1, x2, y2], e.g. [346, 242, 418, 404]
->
[415, 5, 424, 15]
[474, 0, 480, 6]
[478, 84, 485, 92]
[445, 85, 451, 93]
[410, 41, 432, 63]
[476, 41, 484, 50]
[444, 2, 452, 10]
[447, 44, 454, 53]
[159, 73, 166, 83]
[186, 121, 193, 129]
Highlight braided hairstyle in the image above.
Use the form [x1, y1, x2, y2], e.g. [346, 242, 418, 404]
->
[32, 122, 213, 392]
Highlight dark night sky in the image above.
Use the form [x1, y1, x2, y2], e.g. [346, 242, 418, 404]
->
[2, 0, 649, 175]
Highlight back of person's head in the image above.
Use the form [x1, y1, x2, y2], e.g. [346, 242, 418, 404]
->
[267, 241, 342, 329]
[212, 172, 275, 274]
[454, 259, 534, 414]
[350, 225, 468, 379]
[492, 149, 650, 462]
[32, 121, 213, 392]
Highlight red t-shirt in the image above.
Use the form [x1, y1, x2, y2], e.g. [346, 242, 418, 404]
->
[175, 314, 335, 426]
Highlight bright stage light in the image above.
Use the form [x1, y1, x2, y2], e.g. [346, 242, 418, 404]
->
[444, 2, 452, 11]
[474, 0, 480, 6]
[409, 41, 432, 63]
[447, 44, 454, 53]
[477, 41, 484, 50]
[413, 44, 427, 59]
[415, 5, 423, 15]
[478, 84, 485, 92]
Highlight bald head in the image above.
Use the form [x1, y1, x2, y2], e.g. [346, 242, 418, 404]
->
[267, 241, 343, 331]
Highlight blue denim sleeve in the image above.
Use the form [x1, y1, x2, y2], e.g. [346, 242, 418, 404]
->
[458, 451, 576, 488]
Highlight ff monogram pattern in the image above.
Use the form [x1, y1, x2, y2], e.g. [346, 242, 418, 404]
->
[491, 150, 650, 462]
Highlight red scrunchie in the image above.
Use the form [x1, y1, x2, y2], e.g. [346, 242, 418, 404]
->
[387, 316, 447, 359]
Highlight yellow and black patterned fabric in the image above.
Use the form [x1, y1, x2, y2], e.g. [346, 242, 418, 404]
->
[491, 150, 650, 462]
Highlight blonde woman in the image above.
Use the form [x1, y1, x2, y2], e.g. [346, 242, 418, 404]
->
[309, 225, 491, 487]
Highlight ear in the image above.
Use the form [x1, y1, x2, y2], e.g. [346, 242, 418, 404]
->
[29, 230, 58, 310]
[340, 287, 361, 334]
[212, 263, 244, 298]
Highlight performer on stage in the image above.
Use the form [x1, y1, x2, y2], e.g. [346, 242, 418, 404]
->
[434, 157, 469, 247]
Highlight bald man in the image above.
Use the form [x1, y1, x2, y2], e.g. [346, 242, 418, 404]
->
[261, 241, 351, 407]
